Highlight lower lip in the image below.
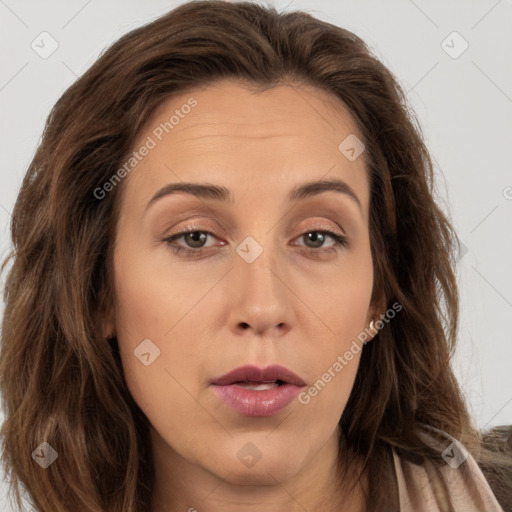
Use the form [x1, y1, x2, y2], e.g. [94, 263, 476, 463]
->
[211, 383, 304, 417]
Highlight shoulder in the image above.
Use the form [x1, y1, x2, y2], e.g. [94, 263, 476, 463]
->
[392, 424, 505, 512]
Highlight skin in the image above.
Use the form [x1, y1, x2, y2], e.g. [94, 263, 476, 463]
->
[103, 80, 385, 512]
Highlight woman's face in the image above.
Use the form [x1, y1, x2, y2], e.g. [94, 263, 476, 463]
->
[105, 80, 380, 503]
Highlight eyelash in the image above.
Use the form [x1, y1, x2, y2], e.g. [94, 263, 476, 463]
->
[161, 226, 348, 258]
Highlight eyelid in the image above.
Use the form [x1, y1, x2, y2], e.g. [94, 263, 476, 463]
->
[299, 218, 345, 237]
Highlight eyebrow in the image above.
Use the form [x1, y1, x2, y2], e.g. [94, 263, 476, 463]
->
[145, 177, 362, 214]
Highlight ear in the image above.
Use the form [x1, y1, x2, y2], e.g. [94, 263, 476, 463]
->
[100, 303, 116, 340]
[366, 295, 388, 341]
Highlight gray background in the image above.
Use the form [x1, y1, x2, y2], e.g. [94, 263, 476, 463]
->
[1, 0, 511, 509]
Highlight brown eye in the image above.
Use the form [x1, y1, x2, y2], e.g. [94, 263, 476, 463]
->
[163, 228, 220, 257]
[181, 231, 209, 248]
[303, 231, 328, 248]
[296, 230, 348, 251]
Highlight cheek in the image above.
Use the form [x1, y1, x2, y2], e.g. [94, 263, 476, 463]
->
[112, 244, 217, 426]
[297, 339, 363, 427]
[294, 247, 372, 413]
[300, 242, 374, 343]
[112, 242, 194, 347]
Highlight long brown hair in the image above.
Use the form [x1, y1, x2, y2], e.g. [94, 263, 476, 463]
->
[1, 1, 510, 511]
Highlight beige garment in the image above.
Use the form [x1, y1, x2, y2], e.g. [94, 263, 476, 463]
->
[392, 425, 505, 511]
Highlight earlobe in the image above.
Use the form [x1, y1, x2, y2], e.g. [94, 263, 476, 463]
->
[367, 297, 387, 341]
[363, 318, 377, 344]
[100, 305, 116, 341]
[368, 304, 390, 340]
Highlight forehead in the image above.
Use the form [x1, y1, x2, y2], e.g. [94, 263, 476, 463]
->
[120, 80, 369, 216]
[140, 80, 360, 144]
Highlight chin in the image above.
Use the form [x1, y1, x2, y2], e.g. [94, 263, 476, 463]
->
[204, 439, 306, 486]
[218, 461, 301, 487]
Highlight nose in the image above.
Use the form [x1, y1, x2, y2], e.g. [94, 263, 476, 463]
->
[226, 237, 294, 339]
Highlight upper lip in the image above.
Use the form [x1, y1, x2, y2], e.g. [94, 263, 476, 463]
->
[210, 364, 306, 386]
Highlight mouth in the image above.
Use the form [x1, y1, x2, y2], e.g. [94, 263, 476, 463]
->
[210, 365, 306, 417]
[210, 364, 306, 387]
[231, 380, 286, 391]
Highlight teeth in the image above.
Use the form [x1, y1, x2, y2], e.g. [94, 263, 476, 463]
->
[234, 381, 279, 391]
